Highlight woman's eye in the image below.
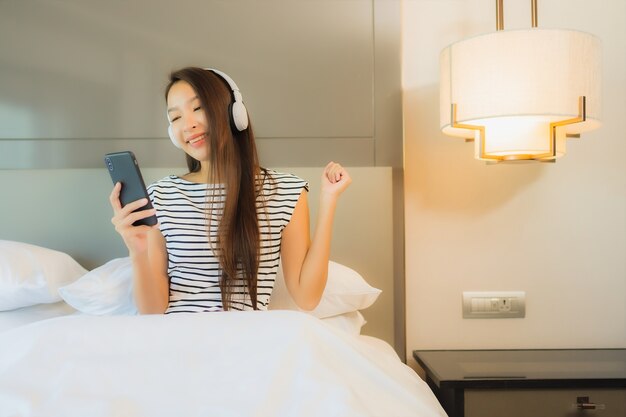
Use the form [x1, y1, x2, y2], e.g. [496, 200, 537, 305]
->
[170, 116, 181, 122]
[194, 106, 202, 112]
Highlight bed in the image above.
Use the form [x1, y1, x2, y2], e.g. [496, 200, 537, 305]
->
[0, 240, 446, 417]
[0, 165, 440, 415]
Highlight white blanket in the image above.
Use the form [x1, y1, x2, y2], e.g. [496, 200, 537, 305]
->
[0, 310, 446, 417]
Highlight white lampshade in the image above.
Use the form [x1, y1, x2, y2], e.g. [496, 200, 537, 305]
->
[440, 29, 602, 161]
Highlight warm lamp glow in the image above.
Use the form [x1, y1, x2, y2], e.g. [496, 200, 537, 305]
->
[440, 18, 602, 162]
[469, 116, 568, 160]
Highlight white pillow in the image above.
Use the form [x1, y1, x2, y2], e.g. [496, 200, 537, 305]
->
[0, 240, 87, 311]
[268, 261, 381, 318]
[58, 257, 137, 315]
[320, 311, 367, 336]
[58, 258, 381, 318]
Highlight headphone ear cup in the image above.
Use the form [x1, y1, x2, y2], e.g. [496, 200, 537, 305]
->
[205, 68, 249, 132]
[168, 124, 181, 148]
[231, 100, 249, 131]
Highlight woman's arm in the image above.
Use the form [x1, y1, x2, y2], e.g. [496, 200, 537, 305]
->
[280, 162, 351, 310]
[130, 228, 170, 313]
[109, 183, 170, 314]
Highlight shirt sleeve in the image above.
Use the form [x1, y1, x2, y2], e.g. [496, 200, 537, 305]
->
[262, 171, 309, 232]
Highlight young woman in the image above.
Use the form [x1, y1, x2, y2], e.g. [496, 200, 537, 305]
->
[109, 67, 351, 314]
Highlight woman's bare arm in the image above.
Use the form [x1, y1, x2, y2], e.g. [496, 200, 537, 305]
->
[280, 162, 351, 310]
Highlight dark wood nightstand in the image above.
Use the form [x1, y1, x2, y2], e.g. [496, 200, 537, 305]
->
[413, 349, 626, 417]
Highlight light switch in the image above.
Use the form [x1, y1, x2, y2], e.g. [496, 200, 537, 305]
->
[462, 291, 526, 318]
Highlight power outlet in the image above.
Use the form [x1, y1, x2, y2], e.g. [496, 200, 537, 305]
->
[498, 298, 511, 312]
[462, 291, 525, 318]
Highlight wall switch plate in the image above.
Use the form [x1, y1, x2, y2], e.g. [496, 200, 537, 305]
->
[462, 291, 526, 318]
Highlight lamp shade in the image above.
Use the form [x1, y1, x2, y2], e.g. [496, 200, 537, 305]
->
[440, 29, 602, 161]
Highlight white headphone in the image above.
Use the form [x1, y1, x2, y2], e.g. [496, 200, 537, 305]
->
[167, 68, 249, 149]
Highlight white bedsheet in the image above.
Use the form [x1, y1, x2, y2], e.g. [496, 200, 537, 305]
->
[0, 310, 446, 417]
[0, 301, 77, 333]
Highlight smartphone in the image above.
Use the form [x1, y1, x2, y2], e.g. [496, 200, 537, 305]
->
[104, 151, 158, 227]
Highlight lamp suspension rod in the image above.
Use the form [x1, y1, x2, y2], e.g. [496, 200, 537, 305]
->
[496, 0, 504, 31]
[496, 0, 539, 31]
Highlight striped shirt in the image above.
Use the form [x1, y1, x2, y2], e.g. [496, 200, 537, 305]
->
[147, 170, 308, 313]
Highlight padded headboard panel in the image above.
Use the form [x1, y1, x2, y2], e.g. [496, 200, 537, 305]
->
[0, 167, 394, 347]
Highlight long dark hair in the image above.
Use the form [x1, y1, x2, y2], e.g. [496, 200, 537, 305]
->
[165, 67, 262, 310]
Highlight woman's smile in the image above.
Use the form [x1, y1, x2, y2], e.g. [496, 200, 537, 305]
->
[186, 133, 206, 148]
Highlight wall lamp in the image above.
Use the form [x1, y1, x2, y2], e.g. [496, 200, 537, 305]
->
[439, 0, 602, 163]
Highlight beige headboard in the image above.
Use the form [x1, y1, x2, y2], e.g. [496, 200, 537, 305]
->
[0, 166, 395, 348]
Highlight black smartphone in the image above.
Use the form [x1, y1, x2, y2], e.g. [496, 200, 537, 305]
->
[104, 151, 158, 227]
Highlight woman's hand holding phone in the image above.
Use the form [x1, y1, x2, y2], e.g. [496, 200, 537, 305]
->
[105, 151, 159, 255]
[109, 182, 158, 255]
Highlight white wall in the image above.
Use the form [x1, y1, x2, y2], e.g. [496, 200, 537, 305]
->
[402, 0, 626, 367]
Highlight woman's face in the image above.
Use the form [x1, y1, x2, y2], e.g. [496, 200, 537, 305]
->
[167, 81, 209, 161]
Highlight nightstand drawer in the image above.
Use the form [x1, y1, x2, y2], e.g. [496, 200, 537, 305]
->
[465, 388, 626, 417]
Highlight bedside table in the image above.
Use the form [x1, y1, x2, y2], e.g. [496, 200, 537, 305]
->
[412, 349, 626, 417]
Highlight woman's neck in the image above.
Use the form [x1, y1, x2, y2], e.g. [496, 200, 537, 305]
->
[183, 162, 210, 183]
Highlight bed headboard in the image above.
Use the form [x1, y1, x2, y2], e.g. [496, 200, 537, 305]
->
[0, 166, 395, 348]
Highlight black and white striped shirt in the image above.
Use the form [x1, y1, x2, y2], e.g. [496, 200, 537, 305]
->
[147, 170, 308, 313]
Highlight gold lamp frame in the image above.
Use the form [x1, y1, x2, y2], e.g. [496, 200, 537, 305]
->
[451, 96, 587, 162]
